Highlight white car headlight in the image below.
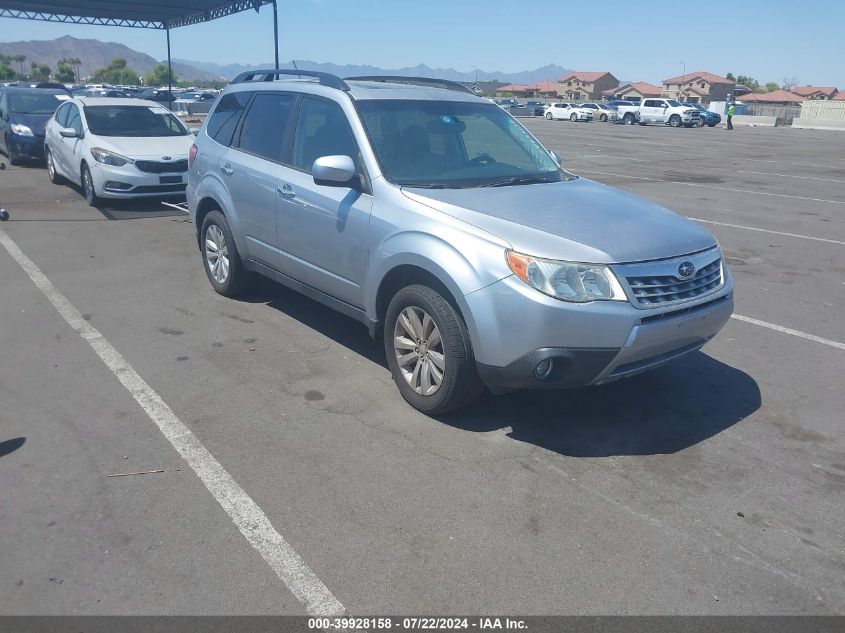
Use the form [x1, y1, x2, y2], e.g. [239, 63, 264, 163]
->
[90, 148, 132, 167]
[11, 123, 34, 137]
[506, 250, 627, 303]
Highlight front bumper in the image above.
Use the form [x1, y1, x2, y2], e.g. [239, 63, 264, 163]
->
[466, 262, 734, 391]
[6, 134, 45, 160]
[89, 160, 188, 199]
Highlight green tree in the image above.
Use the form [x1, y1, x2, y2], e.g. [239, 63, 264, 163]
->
[11, 54, 26, 79]
[765, 82, 780, 92]
[55, 59, 75, 83]
[726, 72, 735, 81]
[736, 75, 760, 91]
[30, 62, 51, 81]
[0, 54, 16, 80]
[144, 63, 176, 87]
[91, 57, 140, 85]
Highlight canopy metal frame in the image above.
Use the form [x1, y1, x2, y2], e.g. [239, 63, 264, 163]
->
[0, 0, 281, 107]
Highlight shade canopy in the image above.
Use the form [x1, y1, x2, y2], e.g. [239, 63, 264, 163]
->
[0, 0, 274, 29]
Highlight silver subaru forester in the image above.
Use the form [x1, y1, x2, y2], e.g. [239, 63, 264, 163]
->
[187, 70, 733, 414]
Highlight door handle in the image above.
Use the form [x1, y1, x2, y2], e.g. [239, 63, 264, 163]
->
[277, 184, 296, 199]
[221, 163, 234, 175]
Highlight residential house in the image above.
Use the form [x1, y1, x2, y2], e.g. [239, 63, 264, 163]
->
[602, 81, 662, 102]
[738, 90, 804, 104]
[833, 92, 845, 101]
[558, 71, 619, 101]
[496, 81, 559, 98]
[661, 71, 734, 105]
[792, 86, 839, 100]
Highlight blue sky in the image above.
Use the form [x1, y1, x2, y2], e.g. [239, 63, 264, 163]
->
[2, 0, 843, 87]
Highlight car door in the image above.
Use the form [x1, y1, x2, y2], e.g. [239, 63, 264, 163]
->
[0, 90, 8, 155]
[274, 95, 373, 308]
[55, 103, 85, 183]
[46, 102, 70, 173]
[654, 100, 670, 123]
[221, 91, 296, 268]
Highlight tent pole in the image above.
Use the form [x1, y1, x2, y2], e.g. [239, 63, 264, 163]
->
[272, 0, 279, 70]
[166, 27, 173, 110]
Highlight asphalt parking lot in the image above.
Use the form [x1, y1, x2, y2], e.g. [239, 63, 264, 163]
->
[1, 120, 844, 616]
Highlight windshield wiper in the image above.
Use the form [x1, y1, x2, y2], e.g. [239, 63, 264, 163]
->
[480, 175, 554, 188]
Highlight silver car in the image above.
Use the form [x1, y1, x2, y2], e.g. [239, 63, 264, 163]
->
[187, 71, 733, 414]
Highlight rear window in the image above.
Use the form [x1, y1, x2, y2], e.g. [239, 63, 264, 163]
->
[205, 92, 251, 146]
[9, 92, 65, 114]
[236, 92, 295, 163]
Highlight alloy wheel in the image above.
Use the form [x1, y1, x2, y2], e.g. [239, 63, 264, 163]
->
[205, 224, 230, 284]
[393, 306, 445, 396]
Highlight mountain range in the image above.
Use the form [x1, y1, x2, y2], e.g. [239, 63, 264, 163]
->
[0, 35, 573, 85]
[0, 36, 224, 82]
[175, 58, 574, 84]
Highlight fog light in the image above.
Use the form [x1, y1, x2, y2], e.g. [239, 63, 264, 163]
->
[534, 358, 553, 380]
[104, 181, 132, 190]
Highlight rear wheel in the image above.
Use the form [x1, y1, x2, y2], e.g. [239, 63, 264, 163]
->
[697, 119, 706, 127]
[81, 164, 99, 207]
[385, 284, 484, 415]
[201, 209, 249, 297]
[669, 114, 682, 128]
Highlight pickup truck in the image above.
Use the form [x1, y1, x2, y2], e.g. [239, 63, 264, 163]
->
[615, 98, 701, 127]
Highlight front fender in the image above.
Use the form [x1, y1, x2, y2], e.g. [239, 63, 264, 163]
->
[366, 231, 511, 348]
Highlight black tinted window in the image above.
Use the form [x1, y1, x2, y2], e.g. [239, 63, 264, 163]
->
[55, 103, 70, 127]
[206, 91, 250, 147]
[291, 98, 357, 173]
[66, 105, 82, 134]
[237, 92, 294, 162]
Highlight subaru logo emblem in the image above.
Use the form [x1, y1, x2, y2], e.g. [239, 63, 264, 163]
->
[162, 156, 172, 161]
[677, 261, 696, 279]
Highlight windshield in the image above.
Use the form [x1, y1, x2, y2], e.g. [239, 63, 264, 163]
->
[356, 100, 562, 188]
[83, 105, 188, 137]
[666, 100, 683, 107]
[9, 92, 65, 114]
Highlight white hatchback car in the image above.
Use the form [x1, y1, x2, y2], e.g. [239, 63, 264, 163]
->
[543, 102, 593, 122]
[44, 97, 195, 206]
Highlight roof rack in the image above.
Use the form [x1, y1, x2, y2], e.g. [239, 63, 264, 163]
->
[345, 76, 477, 95]
[231, 69, 350, 91]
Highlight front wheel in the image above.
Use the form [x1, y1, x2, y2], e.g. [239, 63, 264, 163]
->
[623, 113, 636, 125]
[570, 113, 577, 122]
[46, 147, 64, 184]
[385, 284, 484, 415]
[200, 210, 249, 296]
[81, 164, 99, 207]
[697, 119, 706, 127]
[708, 123, 717, 128]
[544, 112, 552, 120]
[600, 113, 608, 122]
[669, 114, 682, 128]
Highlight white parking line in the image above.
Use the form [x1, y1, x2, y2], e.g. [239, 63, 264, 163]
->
[731, 314, 845, 351]
[0, 228, 345, 617]
[738, 170, 845, 183]
[687, 218, 845, 246]
[577, 169, 845, 205]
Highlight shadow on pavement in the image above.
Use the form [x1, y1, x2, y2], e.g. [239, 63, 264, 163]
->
[0, 437, 26, 458]
[238, 276, 759, 457]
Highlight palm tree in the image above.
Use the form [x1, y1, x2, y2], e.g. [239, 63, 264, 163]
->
[11, 54, 26, 79]
[70, 57, 82, 82]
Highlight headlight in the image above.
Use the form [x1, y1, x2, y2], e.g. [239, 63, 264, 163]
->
[10, 123, 33, 137]
[506, 250, 627, 303]
[90, 148, 132, 167]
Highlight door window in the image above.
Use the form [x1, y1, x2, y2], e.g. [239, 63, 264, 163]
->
[236, 92, 295, 163]
[206, 91, 251, 147]
[66, 105, 82, 135]
[291, 97, 357, 173]
[55, 103, 70, 127]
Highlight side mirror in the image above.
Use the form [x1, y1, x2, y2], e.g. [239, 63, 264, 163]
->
[189, 127, 200, 136]
[59, 127, 79, 138]
[312, 155, 357, 187]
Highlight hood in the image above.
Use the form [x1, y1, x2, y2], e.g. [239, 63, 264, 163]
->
[88, 135, 193, 160]
[402, 177, 716, 264]
[10, 112, 52, 137]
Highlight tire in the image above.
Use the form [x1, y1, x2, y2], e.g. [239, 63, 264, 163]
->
[544, 112, 552, 120]
[200, 209, 250, 297]
[384, 284, 484, 415]
[570, 113, 578, 122]
[600, 113, 608, 122]
[81, 163, 99, 207]
[708, 123, 717, 128]
[623, 113, 635, 125]
[46, 147, 64, 184]
[697, 119, 706, 127]
[684, 123, 693, 128]
[669, 114, 682, 128]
